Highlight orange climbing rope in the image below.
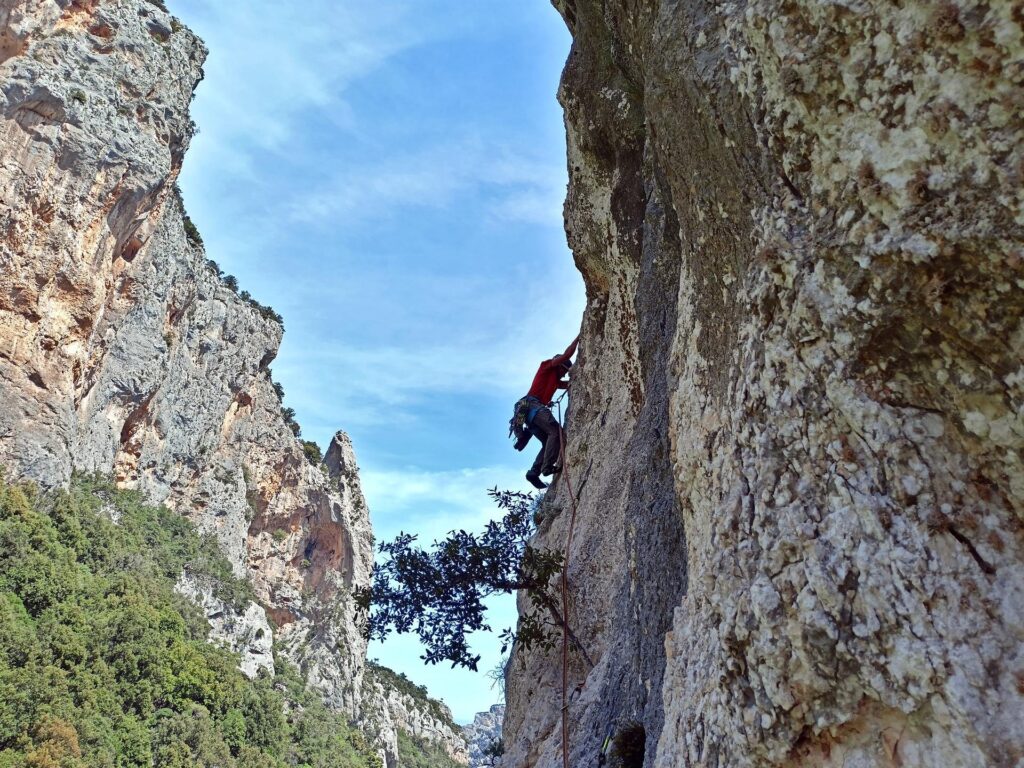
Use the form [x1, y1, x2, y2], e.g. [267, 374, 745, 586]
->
[553, 394, 580, 768]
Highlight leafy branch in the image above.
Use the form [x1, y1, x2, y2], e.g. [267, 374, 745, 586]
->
[356, 489, 578, 671]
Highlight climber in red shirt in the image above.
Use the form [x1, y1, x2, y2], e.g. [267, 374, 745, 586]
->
[519, 335, 579, 489]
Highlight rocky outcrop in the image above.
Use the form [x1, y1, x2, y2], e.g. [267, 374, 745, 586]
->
[175, 572, 275, 679]
[0, 0, 371, 715]
[464, 704, 505, 767]
[360, 664, 470, 768]
[503, 0, 1024, 766]
[0, 2, 468, 762]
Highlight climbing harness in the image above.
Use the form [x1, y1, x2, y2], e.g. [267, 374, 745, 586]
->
[508, 396, 543, 451]
[553, 393, 582, 768]
[509, 391, 567, 452]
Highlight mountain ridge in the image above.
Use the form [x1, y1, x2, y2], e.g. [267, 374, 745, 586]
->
[0, 2, 467, 765]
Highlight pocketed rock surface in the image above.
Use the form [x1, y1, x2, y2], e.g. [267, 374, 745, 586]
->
[502, 0, 1024, 766]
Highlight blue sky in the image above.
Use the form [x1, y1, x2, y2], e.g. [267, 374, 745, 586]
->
[168, 1, 582, 723]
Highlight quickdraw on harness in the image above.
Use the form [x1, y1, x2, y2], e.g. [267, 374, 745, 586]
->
[508, 395, 541, 452]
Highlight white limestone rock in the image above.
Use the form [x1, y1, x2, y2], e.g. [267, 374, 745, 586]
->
[175, 572, 274, 679]
[502, 0, 1024, 765]
[359, 670, 470, 768]
[464, 704, 505, 767]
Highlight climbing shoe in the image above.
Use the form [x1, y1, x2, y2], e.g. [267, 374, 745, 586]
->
[541, 464, 562, 477]
[525, 471, 548, 489]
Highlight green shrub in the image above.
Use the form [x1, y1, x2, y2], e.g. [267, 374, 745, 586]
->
[483, 738, 504, 764]
[247, 298, 283, 326]
[0, 474, 380, 768]
[301, 441, 322, 465]
[171, 184, 203, 249]
[396, 729, 461, 768]
[183, 215, 203, 248]
[281, 408, 301, 438]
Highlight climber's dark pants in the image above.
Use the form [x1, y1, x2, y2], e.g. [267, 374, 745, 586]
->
[528, 407, 562, 476]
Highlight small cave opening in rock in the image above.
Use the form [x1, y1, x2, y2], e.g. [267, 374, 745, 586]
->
[608, 721, 646, 768]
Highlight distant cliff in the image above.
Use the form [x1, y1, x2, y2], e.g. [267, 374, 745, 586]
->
[0, 0, 370, 716]
[502, 0, 1024, 766]
[464, 705, 504, 767]
[0, 2, 464, 766]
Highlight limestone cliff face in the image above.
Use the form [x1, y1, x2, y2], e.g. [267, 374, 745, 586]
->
[504, 0, 1024, 766]
[0, 4, 464, 764]
[360, 670, 470, 767]
[0, 0, 372, 715]
[175, 572, 275, 680]
[464, 704, 504, 768]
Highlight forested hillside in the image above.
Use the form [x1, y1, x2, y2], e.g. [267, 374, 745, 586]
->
[0, 473, 382, 768]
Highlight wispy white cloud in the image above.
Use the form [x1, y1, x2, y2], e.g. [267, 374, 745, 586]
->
[287, 136, 567, 228]
[489, 186, 566, 226]
[274, 281, 585, 430]
[174, 0, 428, 175]
[361, 463, 529, 535]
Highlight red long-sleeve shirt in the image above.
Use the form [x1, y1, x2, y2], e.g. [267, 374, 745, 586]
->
[526, 336, 578, 403]
[527, 360, 569, 404]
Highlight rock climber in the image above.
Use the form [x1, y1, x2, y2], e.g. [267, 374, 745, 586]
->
[510, 335, 579, 490]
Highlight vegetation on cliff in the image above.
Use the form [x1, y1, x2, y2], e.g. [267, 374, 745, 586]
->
[360, 490, 566, 670]
[0, 473, 381, 768]
[365, 661, 456, 731]
[395, 729, 462, 768]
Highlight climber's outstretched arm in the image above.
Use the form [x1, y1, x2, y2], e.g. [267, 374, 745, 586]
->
[551, 334, 580, 367]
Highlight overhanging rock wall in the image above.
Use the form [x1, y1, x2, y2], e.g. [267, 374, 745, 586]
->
[503, 0, 1024, 765]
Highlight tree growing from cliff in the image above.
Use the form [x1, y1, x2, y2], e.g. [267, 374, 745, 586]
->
[357, 489, 571, 670]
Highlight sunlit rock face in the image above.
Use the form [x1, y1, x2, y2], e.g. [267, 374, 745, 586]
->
[0, 0, 465, 754]
[360, 674, 470, 768]
[176, 572, 275, 680]
[502, 0, 1024, 766]
[464, 704, 504, 768]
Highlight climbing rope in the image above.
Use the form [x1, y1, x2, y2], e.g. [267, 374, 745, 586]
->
[553, 395, 581, 768]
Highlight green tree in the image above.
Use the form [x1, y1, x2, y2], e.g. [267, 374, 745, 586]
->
[360, 489, 565, 670]
[241, 684, 285, 755]
[0, 474, 382, 768]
